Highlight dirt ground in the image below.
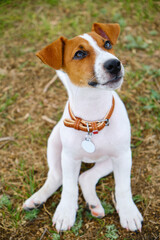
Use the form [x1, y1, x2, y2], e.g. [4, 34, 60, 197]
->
[0, 0, 159, 239]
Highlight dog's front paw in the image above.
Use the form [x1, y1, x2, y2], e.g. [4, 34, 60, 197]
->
[117, 200, 143, 232]
[52, 201, 78, 232]
[87, 203, 105, 218]
[23, 190, 47, 210]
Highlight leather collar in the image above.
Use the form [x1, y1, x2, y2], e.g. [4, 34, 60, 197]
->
[63, 96, 115, 134]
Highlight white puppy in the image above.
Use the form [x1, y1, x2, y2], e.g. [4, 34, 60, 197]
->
[23, 23, 143, 232]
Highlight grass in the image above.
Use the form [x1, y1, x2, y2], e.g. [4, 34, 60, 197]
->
[24, 209, 40, 220]
[125, 35, 148, 50]
[133, 195, 144, 204]
[0, 195, 12, 210]
[0, 195, 21, 228]
[71, 206, 83, 236]
[0, 0, 159, 239]
[52, 233, 60, 240]
[105, 224, 119, 239]
[102, 202, 115, 215]
[26, 168, 36, 196]
[0, 93, 19, 113]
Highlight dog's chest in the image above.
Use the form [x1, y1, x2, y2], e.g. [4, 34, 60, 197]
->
[60, 118, 129, 162]
[59, 92, 131, 162]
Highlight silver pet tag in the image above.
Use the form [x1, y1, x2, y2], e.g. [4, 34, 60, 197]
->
[81, 133, 95, 153]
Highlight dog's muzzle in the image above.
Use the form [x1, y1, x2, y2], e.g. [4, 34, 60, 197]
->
[88, 58, 123, 88]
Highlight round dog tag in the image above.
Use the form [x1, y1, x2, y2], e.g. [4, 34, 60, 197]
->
[81, 140, 95, 153]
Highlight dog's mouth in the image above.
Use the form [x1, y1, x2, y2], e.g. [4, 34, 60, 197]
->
[102, 75, 122, 85]
[88, 75, 123, 87]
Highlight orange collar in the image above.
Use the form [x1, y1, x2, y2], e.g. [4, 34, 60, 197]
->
[63, 96, 115, 134]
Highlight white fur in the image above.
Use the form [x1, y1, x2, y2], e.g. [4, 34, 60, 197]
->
[23, 35, 143, 232]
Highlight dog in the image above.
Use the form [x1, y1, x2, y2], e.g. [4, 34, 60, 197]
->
[23, 23, 143, 232]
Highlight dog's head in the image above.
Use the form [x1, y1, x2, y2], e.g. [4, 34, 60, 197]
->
[37, 23, 124, 90]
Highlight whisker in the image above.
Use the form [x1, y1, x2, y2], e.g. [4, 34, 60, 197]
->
[89, 74, 97, 82]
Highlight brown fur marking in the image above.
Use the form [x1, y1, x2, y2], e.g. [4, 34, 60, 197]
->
[36, 23, 120, 87]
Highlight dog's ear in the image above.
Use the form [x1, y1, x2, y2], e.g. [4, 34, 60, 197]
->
[36, 36, 66, 70]
[92, 23, 120, 45]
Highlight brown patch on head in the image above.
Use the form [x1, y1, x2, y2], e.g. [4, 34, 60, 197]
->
[92, 23, 120, 45]
[87, 31, 115, 55]
[62, 36, 96, 86]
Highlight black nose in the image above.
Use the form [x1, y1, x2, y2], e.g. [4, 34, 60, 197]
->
[104, 59, 121, 74]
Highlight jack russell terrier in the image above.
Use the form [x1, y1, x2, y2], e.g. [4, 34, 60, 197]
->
[23, 23, 143, 232]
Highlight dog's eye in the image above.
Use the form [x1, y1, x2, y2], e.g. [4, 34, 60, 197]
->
[104, 41, 112, 50]
[73, 50, 88, 60]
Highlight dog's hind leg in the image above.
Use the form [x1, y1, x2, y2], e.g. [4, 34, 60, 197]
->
[79, 159, 113, 218]
[23, 121, 62, 210]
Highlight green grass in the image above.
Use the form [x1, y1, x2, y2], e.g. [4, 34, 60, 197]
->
[149, 30, 158, 36]
[104, 186, 113, 192]
[0, 74, 6, 81]
[71, 205, 83, 236]
[24, 208, 40, 220]
[0, 195, 12, 210]
[125, 35, 148, 50]
[105, 224, 119, 239]
[29, 127, 50, 145]
[113, 13, 126, 29]
[120, 0, 158, 22]
[52, 233, 60, 240]
[0, 93, 19, 113]
[133, 195, 144, 203]
[0, 0, 158, 42]
[0, 195, 22, 228]
[102, 202, 115, 215]
[124, 64, 160, 134]
[24, 168, 36, 196]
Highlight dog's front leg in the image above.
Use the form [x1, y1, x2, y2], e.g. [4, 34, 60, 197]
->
[53, 149, 81, 232]
[112, 149, 143, 232]
[23, 122, 62, 210]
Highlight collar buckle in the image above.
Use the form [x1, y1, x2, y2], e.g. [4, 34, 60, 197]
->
[98, 119, 109, 126]
[105, 119, 109, 126]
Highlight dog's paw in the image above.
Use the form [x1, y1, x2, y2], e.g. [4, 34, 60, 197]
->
[52, 201, 78, 232]
[23, 191, 47, 210]
[87, 203, 105, 218]
[117, 201, 143, 232]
